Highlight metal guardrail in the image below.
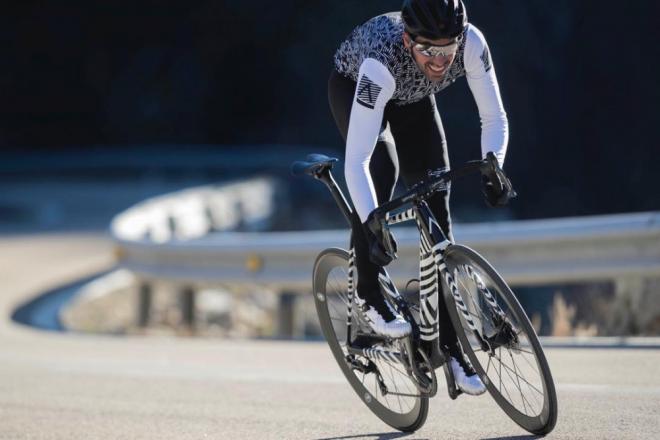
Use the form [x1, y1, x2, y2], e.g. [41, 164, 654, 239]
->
[114, 209, 660, 289]
[109, 180, 659, 336]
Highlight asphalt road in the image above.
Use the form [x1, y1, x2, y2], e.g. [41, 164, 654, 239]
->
[1, 234, 659, 439]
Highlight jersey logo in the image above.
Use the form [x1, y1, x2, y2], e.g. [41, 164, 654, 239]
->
[481, 46, 492, 72]
[356, 75, 382, 109]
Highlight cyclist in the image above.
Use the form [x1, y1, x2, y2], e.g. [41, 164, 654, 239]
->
[328, 0, 512, 395]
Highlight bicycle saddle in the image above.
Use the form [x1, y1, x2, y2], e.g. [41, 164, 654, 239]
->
[291, 153, 338, 177]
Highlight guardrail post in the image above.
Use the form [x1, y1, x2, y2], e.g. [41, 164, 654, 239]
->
[613, 276, 659, 335]
[137, 282, 152, 328]
[278, 292, 297, 339]
[180, 286, 196, 333]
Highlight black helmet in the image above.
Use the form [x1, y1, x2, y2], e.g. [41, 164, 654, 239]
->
[402, 0, 467, 40]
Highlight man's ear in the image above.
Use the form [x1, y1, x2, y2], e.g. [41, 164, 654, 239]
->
[402, 31, 411, 49]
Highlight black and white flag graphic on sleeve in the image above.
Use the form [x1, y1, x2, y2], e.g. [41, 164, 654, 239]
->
[480, 46, 492, 72]
[356, 75, 382, 109]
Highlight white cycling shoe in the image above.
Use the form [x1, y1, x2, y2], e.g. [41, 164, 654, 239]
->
[450, 356, 487, 396]
[355, 293, 412, 339]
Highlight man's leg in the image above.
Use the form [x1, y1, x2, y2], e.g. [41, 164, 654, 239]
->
[388, 95, 485, 394]
[387, 94, 456, 348]
[328, 70, 408, 337]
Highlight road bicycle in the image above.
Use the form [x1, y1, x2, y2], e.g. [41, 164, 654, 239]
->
[291, 153, 557, 435]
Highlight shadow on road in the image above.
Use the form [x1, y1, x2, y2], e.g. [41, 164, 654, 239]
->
[482, 436, 540, 440]
[314, 433, 540, 440]
[314, 433, 426, 440]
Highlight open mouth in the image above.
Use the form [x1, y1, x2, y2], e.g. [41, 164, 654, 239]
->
[427, 64, 446, 74]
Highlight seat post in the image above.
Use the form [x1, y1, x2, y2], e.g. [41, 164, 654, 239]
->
[316, 168, 353, 226]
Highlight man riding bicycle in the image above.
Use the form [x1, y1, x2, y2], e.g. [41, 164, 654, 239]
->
[328, 0, 512, 396]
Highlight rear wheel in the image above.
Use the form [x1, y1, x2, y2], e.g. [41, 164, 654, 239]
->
[441, 244, 558, 435]
[313, 248, 428, 432]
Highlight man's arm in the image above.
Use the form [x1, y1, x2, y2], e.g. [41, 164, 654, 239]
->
[344, 58, 396, 222]
[464, 25, 509, 168]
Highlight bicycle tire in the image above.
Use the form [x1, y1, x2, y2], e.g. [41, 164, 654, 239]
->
[441, 244, 558, 435]
[313, 248, 428, 432]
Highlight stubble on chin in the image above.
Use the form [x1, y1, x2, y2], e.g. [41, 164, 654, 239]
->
[424, 67, 446, 82]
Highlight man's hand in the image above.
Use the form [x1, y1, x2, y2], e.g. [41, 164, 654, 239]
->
[481, 152, 516, 207]
[363, 211, 398, 266]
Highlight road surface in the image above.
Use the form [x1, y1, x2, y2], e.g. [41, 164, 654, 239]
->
[1, 234, 658, 439]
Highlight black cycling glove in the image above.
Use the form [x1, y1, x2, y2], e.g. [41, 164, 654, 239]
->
[363, 211, 398, 266]
[481, 175, 510, 207]
[481, 153, 516, 207]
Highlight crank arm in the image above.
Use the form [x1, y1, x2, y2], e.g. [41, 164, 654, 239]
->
[402, 338, 437, 397]
[443, 358, 463, 400]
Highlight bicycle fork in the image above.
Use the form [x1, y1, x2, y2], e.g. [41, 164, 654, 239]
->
[413, 202, 499, 364]
[437, 252, 516, 354]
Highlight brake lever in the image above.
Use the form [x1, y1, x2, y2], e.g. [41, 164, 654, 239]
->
[481, 152, 518, 203]
[479, 152, 499, 179]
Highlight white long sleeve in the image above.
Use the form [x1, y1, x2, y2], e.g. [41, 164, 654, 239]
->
[344, 58, 396, 222]
[464, 25, 509, 167]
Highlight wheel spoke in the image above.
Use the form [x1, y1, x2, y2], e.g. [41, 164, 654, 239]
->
[516, 347, 537, 356]
[504, 350, 529, 414]
[492, 347, 514, 404]
[518, 349, 542, 377]
[329, 281, 348, 305]
[328, 302, 345, 321]
[379, 358, 409, 378]
[511, 352, 543, 412]
[383, 359, 416, 410]
[483, 342, 546, 417]
[498, 355, 544, 397]
[386, 362, 405, 413]
[510, 356, 538, 415]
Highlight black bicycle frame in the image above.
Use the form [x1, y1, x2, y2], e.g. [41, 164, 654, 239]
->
[301, 154, 515, 398]
[314, 165, 453, 352]
[310, 155, 498, 328]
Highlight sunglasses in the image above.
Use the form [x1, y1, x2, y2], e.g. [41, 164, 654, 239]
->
[409, 35, 461, 58]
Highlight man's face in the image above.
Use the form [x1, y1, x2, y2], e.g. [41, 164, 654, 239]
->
[403, 32, 458, 82]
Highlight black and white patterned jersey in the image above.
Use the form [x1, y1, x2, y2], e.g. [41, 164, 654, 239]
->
[334, 12, 509, 222]
[334, 12, 468, 106]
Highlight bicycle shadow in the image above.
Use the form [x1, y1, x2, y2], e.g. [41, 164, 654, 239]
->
[314, 433, 427, 440]
[482, 436, 540, 440]
[314, 434, 539, 440]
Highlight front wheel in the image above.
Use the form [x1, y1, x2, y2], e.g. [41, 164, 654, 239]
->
[441, 244, 558, 435]
[313, 248, 428, 432]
